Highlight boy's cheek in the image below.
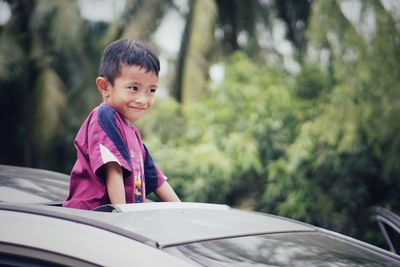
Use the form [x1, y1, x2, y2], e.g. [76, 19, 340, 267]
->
[148, 98, 156, 108]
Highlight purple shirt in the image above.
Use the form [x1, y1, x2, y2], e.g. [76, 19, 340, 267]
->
[63, 102, 166, 210]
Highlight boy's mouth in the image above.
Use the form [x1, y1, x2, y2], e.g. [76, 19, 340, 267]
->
[128, 105, 146, 110]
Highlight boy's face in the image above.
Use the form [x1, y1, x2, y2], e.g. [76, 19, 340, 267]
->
[99, 64, 158, 122]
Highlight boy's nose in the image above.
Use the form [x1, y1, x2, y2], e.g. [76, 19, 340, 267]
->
[134, 92, 147, 104]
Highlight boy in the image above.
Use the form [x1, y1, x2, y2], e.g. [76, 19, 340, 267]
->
[63, 39, 180, 210]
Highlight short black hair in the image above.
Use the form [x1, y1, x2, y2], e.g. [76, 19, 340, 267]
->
[98, 39, 160, 85]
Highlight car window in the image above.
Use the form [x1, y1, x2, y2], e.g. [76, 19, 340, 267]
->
[0, 242, 99, 267]
[165, 232, 400, 266]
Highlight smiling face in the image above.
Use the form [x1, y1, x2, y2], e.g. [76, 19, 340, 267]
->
[97, 64, 158, 122]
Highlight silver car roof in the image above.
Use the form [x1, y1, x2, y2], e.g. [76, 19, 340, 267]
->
[0, 202, 315, 248]
[97, 202, 315, 248]
[0, 208, 192, 267]
[0, 165, 69, 203]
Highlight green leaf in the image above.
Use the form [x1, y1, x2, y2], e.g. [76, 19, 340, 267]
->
[34, 68, 67, 147]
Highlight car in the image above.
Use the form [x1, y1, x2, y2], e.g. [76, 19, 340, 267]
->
[1, 165, 400, 266]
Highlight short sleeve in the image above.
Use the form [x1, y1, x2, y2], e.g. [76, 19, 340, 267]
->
[88, 106, 132, 178]
[143, 144, 166, 195]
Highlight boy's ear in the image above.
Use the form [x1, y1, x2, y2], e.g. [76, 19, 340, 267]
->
[96, 77, 110, 97]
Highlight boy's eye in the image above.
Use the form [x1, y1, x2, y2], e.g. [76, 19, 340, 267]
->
[128, 86, 139, 91]
[149, 88, 157, 94]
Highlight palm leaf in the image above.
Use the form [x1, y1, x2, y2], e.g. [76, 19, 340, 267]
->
[34, 68, 67, 147]
[30, 0, 84, 51]
[0, 32, 25, 81]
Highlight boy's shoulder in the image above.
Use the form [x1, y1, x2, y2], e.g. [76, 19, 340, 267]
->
[84, 103, 122, 128]
[96, 104, 133, 132]
[78, 103, 128, 139]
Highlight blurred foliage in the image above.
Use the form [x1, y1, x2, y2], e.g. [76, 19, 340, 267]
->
[263, 0, 400, 247]
[139, 52, 298, 207]
[1, 0, 399, 249]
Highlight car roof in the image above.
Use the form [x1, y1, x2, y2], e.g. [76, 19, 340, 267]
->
[0, 165, 69, 203]
[97, 202, 316, 248]
[0, 202, 315, 248]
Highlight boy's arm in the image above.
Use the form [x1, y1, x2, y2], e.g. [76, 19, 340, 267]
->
[104, 162, 126, 204]
[154, 181, 181, 202]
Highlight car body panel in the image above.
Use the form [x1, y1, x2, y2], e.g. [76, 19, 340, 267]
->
[0, 208, 192, 267]
[0, 165, 69, 203]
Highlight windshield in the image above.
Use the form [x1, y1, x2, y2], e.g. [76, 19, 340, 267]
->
[165, 232, 400, 266]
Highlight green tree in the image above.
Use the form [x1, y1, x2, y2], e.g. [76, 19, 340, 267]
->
[139, 52, 298, 207]
[0, 0, 164, 170]
[102, 0, 169, 45]
[173, 0, 312, 107]
[173, 0, 217, 106]
[263, 0, 400, 247]
[0, 0, 85, 168]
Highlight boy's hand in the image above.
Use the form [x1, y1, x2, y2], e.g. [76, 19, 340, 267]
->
[104, 162, 126, 204]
